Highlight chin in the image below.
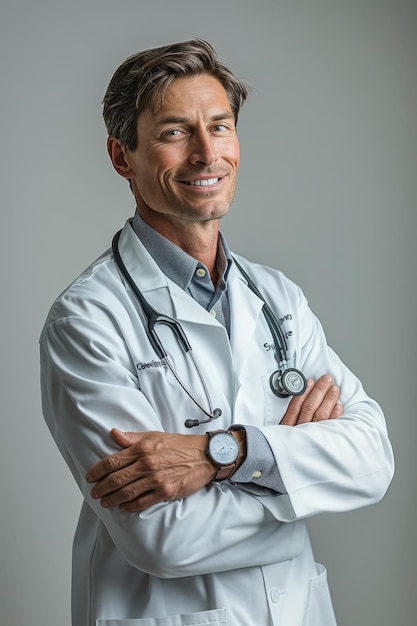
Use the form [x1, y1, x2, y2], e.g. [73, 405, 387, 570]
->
[191, 206, 230, 223]
[189, 198, 233, 220]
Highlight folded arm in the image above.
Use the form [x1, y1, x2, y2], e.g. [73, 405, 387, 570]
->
[40, 317, 305, 578]
[86, 375, 343, 511]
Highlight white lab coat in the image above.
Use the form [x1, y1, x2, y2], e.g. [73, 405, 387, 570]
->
[40, 220, 394, 626]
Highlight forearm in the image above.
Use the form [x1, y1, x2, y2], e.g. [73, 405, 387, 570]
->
[41, 357, 295, 577]
[87, 376, 345, 508]
[231, 376, 344, 494]
[43, 378, 298, 577]
[85, 478, 304, 578]
[253, 290, 395, 516]
[260, 408, 394, 521]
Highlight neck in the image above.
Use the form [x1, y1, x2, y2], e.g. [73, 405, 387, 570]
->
[137, 210, 220, 283]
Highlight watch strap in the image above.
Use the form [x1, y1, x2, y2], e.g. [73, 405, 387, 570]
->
[213, 458, 237, 482]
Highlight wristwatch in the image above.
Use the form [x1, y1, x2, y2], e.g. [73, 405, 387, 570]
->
[205, 430, 240, 482]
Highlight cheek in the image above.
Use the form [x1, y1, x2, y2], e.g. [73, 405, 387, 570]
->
[153, 142, 183, 164]
[135, 160, 167, 192]
[153, 151, 184, 184]
[225, 141, 240, 167]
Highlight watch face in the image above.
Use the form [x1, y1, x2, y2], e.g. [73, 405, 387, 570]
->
[209, 432, 239, 465]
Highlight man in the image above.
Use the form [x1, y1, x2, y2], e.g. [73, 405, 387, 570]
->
[40, 39, 394, 626]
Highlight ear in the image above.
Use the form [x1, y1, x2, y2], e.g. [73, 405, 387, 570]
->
[107, 137, 134, 180]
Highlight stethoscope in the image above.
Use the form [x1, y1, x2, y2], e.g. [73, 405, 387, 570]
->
[112, 229, 307, 429]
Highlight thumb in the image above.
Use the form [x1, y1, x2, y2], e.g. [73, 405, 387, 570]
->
[110, 428, 143, 448]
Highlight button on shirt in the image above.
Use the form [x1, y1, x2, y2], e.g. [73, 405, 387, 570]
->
[189, 258, 230, 332]
[132, 211, 231, 333]
[131, 212, 286, 495]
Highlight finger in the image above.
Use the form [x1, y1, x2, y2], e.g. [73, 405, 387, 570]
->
[328, 400, 344, 420]
[110, 428, 141, 448]
[297, 378, 340, 424]
[119, 490, 159, 513]
[99, 480, 142, 508]
[86, 446, 141, 483]
[98, 475, 153, 508]
[297, 374, 339, 424]
[311, 385, 342, 422]
[89, 460, 143, 499]
[280, 378, 315, 426]
[118, 478, 180, 512]
[102, 471, 177, 510]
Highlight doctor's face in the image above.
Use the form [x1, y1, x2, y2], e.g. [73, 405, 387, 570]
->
[120, 74, 240, 231]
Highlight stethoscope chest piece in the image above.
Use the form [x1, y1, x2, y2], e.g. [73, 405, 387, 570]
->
[270, 368, 307, 398]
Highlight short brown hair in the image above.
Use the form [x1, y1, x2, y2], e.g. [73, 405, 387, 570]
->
[102, 39, 248, 151]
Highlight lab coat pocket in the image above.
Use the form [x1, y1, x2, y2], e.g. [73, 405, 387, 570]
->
[302, 563, 337, 626]
[261, 375, 291, 426]
[96, 607, 227, 626]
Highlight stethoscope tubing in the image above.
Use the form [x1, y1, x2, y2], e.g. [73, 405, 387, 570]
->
[112, 229, 221, 424]
[232, 258, 290, 369]
[112, 230, 192, 359]
[232, 258, 306, 398]
[111, 228, 306, 425]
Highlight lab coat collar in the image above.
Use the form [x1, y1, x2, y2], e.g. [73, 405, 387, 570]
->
[116, 222, 265, 349]
[116, 221, 265, 381]
[117, 220, 168, 293]
[116, 220, 221, 327]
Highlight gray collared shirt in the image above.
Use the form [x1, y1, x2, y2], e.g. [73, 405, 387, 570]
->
[132, 211, 232, 333]
[131, 211, 285, 495]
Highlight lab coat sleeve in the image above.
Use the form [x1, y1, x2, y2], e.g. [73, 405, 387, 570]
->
[254, 282, 394, 522]
[40, 315, 302, 579]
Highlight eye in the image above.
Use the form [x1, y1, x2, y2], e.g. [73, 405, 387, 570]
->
[161, 128, 184, 140]
[212, 124, 227, 132]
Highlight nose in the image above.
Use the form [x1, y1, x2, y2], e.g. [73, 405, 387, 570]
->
[188, 129, 218, 166]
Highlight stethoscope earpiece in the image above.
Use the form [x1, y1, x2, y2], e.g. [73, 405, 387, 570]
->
[270, 368, 307, 398]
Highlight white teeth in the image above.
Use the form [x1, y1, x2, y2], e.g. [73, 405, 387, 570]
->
[186, 178, 219, 186]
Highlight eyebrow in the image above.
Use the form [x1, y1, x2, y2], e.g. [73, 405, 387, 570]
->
[155, 111, 235, 127]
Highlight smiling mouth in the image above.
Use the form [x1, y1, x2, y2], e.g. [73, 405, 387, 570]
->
[183, 177, 221, 187]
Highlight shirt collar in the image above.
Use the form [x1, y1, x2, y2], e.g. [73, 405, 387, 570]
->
[131, 211, 233, 290]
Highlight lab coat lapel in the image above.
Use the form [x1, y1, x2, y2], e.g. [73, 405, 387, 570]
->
[116, 223, 253, 414]
[169, 288, 221, 326]
[228, 266, 264, 375]
[116, 219, 223, 327]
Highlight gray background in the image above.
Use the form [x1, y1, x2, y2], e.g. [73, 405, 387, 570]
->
[1, 1, 415, 625]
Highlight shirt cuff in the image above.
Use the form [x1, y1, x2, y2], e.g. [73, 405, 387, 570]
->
[229, 425, 287, 495]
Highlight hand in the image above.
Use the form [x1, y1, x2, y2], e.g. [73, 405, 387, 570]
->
[86, 429, 215, 512]
[280, 375, 343, 426]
